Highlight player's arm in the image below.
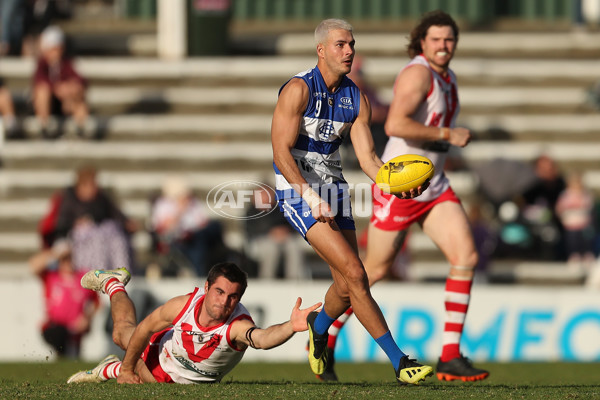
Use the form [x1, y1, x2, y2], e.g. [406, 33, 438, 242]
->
[385, 65, 470, 147]
[271, 79, 333, 223]
[230, 298, 322, 350]
[352, 90, 427, 199]
[117, 295, 190, 384]
[350, 90, 383, 182]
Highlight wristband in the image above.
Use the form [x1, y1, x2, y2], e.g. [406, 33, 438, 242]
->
[302, 187, 324, 210]
[440, 127, 450, 141]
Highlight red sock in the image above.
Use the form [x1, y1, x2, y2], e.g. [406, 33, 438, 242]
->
[104, 277, 125, 299]
[440, 275, 473, 362]
[327, 307, 353, 350]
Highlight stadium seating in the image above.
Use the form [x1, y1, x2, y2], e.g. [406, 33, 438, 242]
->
[0, 5, 599, 281]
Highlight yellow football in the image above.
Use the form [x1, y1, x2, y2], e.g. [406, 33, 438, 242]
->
[375, 154, 435, 194]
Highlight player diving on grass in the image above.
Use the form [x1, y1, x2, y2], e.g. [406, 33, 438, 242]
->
[270, 18, 431, 384]
[67, 263, 321, 384]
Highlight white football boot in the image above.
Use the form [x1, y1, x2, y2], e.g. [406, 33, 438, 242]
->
[80, 267, 131, 293]
[67, 354, 120, 384]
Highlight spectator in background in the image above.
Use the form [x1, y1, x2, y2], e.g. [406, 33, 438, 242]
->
[0, 0, 25, 56]
[55, 165, 137, 272]
[555, 171, 596, 270]
[467, 200, 496, 283]
[32, 25, 94, 139]
[521, 154, 567, 261]
[151, 176, 224, 277]
[29, 239, 100, 358]
[0, 79, 19, 140]
[245, 185, 306, 280]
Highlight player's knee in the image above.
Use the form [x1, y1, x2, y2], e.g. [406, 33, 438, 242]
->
[112, 331, 127, 350]
[449, 250, 479, 270]
[112, 322, 134, 350]
[463, 250, 479, 270]
[343, 261, 368, 287]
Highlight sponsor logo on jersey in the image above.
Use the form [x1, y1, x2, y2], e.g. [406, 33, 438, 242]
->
[174, 355, 221, 377]
[340, 97, 352, 105]
[319, 120, 335, 138]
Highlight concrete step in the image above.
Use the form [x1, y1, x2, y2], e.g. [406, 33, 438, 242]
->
[4, 138, 600, 167]
[8, 111, 600, 142]
[9, 86, 593, 117]
[0, 168, 477, 205]
[1, 57, 599, 87]
[277, 31, 600, 58]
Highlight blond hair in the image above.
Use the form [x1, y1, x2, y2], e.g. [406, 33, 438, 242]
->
[314, 18, 353, 45]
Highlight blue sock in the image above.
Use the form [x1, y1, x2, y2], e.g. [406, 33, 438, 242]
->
[313, 309, 336, 335]
[375, 331, 406, 370]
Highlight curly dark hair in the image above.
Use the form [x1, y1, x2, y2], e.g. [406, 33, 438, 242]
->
[207, 262, 248, 296]
[407, 10, 459, 58]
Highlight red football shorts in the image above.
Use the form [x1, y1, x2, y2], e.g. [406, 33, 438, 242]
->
[370, 183, 461, 231]
[141, 329, 174, 383]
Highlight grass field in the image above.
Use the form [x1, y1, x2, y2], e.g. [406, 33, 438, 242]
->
[1, 361, 599, 399]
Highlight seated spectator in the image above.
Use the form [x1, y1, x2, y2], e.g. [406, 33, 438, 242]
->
[245, 185, 306, 280]
[494, 199, 536, 260]
[55, 165, 138, 271]
[29, 239, 100, 359]
[555, 171, 596, 270]
[150, 176, 224, 277]
[521, 154, 567, 261]
[0, 79, 19, 139]
[32, 25, 94, 139]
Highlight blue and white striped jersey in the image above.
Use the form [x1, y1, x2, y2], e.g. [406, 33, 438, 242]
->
[273, 66, 361, 198]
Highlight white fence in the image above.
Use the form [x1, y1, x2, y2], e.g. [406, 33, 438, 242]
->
[4, 278, 600, 363]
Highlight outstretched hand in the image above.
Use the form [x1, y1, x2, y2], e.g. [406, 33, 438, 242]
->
[290, 298, 322, 332]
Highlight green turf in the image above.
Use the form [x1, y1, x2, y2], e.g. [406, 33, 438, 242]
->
[1, 361, 599, 399]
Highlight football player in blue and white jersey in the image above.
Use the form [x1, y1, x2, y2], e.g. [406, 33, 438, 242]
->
[271, 18, 431, 385]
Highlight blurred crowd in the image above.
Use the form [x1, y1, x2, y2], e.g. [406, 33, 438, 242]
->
[0, 0, 95, 144]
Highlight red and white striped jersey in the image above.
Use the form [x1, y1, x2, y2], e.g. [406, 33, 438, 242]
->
[381, 54, 460, 202]
[157, 287, 253, 383]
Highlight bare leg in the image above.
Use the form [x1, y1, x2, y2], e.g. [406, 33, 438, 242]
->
[421, 201, 477, 280]
[305, 223, 389, 338]
[324, 225, 406, 353]
[363, 226, 408, 284]
[32, 83, 52, 124]
[108, 291, 157, 382]
[108, 291, 137, 351]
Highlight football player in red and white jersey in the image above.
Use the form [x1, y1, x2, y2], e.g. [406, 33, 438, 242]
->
[320, 10, 489, 383]
[67, 263, 321, 384]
